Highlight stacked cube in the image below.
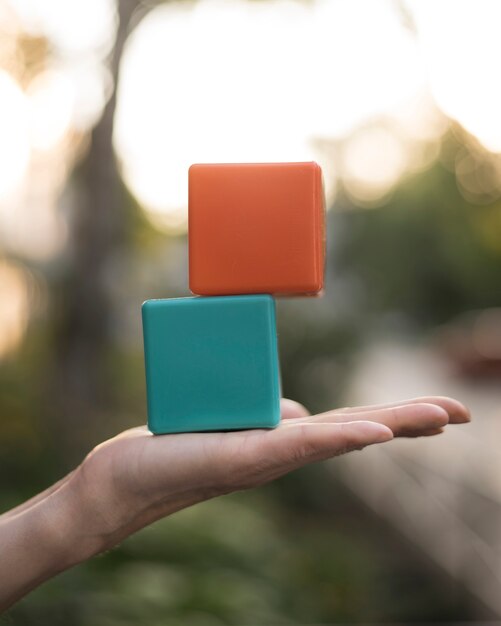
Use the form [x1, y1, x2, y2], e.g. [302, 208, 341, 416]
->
[142, 162, 325, 434]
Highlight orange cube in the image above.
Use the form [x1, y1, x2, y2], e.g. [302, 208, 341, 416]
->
[188, 162, 325, 296]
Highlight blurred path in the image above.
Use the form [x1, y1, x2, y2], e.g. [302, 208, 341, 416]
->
[335, 340, 501, 616]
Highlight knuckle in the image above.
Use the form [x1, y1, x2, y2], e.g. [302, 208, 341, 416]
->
[388, 406, 401, 429]
[290, 425, 320, 463]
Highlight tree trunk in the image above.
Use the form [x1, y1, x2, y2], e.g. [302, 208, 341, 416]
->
[53, 0, 146, 457]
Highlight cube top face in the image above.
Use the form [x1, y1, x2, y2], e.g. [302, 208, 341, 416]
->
[142, 295, 281, 434]
[189, 162, 325, 296]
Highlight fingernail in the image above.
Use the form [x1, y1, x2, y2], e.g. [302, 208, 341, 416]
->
[430, 407, 450, 428]
[456, 407, 471, 422]
[360, 422, 394, 443]
[448, 400, 471, 423]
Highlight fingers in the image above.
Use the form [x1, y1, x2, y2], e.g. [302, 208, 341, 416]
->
[410, 427, 444, 437]
[280, 398, 310, 420]
[329, 396, 470, 424]
[291, 402, 450, 438]
[245, 421, 393, 480]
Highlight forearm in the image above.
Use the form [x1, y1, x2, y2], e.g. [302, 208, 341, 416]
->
[0, 475, 103, 611]
[2, 473, 75, 520]
[0, 466, 208, 612]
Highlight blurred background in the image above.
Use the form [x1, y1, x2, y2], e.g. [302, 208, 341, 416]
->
[1, 0, 501, 623]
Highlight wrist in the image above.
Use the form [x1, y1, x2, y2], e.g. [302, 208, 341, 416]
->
[35, 477, 109, 569]
[69, 451, 216, 550]
[0, 475, 105, 611]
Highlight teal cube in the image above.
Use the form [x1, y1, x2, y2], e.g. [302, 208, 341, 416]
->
[142, 295, 281, 434]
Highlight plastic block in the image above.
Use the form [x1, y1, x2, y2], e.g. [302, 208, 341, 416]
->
[142, 295, 281, 434]
[189, 162, 325, 296]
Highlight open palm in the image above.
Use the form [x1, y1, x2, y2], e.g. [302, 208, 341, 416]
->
[71, 396, 469, 548]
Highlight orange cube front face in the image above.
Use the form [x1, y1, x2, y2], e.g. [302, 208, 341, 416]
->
[188, 162, 325, 296]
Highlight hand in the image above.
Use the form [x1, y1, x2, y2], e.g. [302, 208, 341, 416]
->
[69, 395, 470, 548]
[0, 395, 469, 610]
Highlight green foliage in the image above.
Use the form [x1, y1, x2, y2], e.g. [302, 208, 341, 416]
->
[7, 487, 474, 625]
[333, 153, 501, 328]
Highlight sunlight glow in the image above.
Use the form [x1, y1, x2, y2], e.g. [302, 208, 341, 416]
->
[0, 0, 115, 260]
[0, 260, 30, 359]
[342, 127, 407, 205]
[0, 71, 30, 199]
[7, 0, 115, 132]
[114, 0, 426, 227]
[4, 0, 501, 234]
[408, 0, 501, 153]
[7, 0, 116, 56]
[27, 70, 74, 151]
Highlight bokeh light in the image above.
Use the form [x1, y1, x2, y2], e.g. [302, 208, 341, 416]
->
[0, 260, 30, 359]
[409, 0, 501, 153]
[7, 0, 116, 56]
[114, 0, 428, 228]
[27, 69, 74, 151]
[341, 127, 407, 205]
[0, 70, 30, 199]
[3, 0, 501, 231]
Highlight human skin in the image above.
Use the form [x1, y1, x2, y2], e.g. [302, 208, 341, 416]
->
[0, 395, 470, 611]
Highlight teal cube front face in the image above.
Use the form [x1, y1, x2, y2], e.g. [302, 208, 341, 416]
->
[142, 295, 281, 434]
